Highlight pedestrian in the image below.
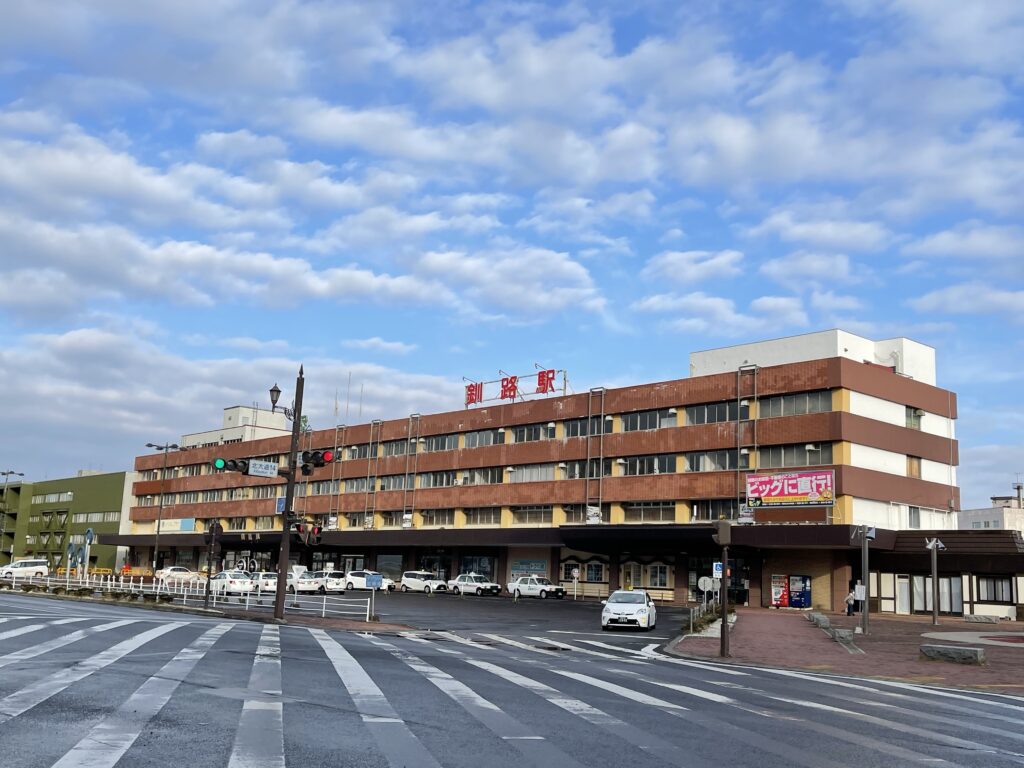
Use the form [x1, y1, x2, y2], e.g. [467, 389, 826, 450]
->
[845, 589, 856, 616]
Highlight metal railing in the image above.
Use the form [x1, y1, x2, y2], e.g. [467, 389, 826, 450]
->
[0, 573, 372, 621]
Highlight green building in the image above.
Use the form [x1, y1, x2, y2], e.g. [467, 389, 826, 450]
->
[1, 479, 28, 567]
[9, 472, 131, 573]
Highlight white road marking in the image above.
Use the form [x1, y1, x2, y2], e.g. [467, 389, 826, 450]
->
[0, 619, 140, 670]
[369, 637, 589, 768]
[310, 629, 442, 768]
[636, 646, 750, 676]
[547, 630, 669, 639]
[0, 617, 92, 642]
[552, 669, 688, 709]
[0, 622, 185, 721]
[433, 630, 497, 651]
[398, 632, 463, 655]
[642, 679, 735, 704]
[478, 634, 563, 657]
[48, 623, 234, 768]
[228, 625, 284, 768]
[525, 636, 649, 664]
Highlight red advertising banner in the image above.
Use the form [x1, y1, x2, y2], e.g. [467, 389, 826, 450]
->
[746, 470, 835, 507]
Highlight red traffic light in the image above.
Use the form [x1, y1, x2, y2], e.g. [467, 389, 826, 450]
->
[321, 450, 334, 464]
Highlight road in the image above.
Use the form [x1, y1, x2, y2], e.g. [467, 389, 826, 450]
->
[1, 593, 1023, 768]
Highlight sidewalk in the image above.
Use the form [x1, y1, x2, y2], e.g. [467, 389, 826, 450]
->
[671, 607, 1024, 692]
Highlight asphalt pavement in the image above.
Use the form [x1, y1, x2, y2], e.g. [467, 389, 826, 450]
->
[1, 591, 1022, 768]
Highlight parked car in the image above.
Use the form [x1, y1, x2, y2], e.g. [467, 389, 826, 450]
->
[507, 576, 565, 600]
[400, 570, 448, 594]
[344, 570, 395, 591]
[0, 559, 49, 579]
[447, 573, 502, 596]
[253, 572, 293, 592]
[295, 571, 327, 593]
[155, 566, 200, 584]
[208, 570, 255, 596]
[322, 570, 347, 593]
[601, 589, 657, 631]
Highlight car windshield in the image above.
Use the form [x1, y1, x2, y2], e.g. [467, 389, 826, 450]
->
[608, 592, 645, 604]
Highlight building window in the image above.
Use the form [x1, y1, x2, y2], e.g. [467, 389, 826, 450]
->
[908, 506, 920, 529]
[511, 505, 552, 524]
[420, 509, 455, 527]
[984, 520, 991, 528]
[905, 406, 923, 430]
[761, 390, 832, 418]
[564, 415, 612, 438]
[161, 493, 176, 506]
[648, 564, 669, 588]
[254, 517, 274, 530]
[253, 485, 280, 499]
[139, 470, 159, 482]
[977, 577, 1013, 603]
[309, 480, 340, 496]
[201, 490, 223, 503]
[183, 464, 202, 477]
[345, 514, 363, 528]
[25, 535, 37, 545]
[907, 455, 922, 478]
[685, 401, 748, 425]
[379, 474, 411, 491]
[344, 477, 374, 493]
[347, 443, 377, 460]
[383, 439, 414, 457]
[562, 458, 611, 480]
[623, 454, 676, 476]
[512, 423, 555, 443]
[31, 492, 74, 504]
[180, 491, 199, 504]
[684, 450, 745, 472]
[463, 467, 504, 486]
[28, 514, 41, 523]
[691, 499, 739, 521]
[464, 507, 501, 526]
[585, 563, 605, 582]
[510, 464, 556, 483]
[227, 517, 246, 531]
[103, 511, 120, 522]
[419, 471, 457, 489]
[421, 434, 457, 453]
[563, 504, 610, 524]
[464, 429, 503, 448]
[972, 521, 982, 529]
[379, 511, 401, 528]
[225, 488, 249, 501]
[622, 409, 677, 432]
[562, 562, 579, 581]
[760, 443, 833, 468]
[623, 500, 675, 523]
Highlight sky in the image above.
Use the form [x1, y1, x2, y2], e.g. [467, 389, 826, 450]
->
[0, 0, 1021, 508]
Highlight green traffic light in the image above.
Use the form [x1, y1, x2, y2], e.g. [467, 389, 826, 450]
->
[213, 458, 226, 470]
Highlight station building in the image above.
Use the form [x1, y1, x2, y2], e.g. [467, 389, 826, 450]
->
[104, 330, 1024, 618]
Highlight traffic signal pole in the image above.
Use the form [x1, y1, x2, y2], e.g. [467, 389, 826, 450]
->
[273, 366, 304, 621]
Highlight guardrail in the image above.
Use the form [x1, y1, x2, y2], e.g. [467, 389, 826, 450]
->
[0, 573, 372, 621]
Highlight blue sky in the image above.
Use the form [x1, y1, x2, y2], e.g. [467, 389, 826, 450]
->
[0, 1, 1021, 507]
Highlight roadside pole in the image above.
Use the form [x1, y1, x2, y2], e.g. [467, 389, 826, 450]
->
[926, 537, 945, 626]
[861, 526, 874, 635]
[713, 520, 732, 658]
[273, 367, 304, 621]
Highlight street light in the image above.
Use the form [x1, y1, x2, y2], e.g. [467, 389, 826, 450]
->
[271, 367, 305, 621]
[1, 470, 25, 564]
[146, 442, 180, 575]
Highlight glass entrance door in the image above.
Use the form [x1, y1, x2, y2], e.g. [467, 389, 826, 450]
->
[896, 575, 910, 614]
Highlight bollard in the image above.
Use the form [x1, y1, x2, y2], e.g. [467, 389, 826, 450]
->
[322, 594, 327, 618]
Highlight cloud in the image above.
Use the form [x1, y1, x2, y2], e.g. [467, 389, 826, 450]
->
[749, 296, 809, 327]
[811, 290, 864, 312]
[903, 221, 1024, 260]
[749, 210, 892, 251]
[632, 292, 807, 336]
[196, 129, 288, 165]
[341, 337, 417, 354]
[909, 282, 1024, 317]
[641, 250, 744, 284]
[760, 252, 855, 283]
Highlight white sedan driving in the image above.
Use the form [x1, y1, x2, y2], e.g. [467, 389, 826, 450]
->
[601, 589, 657, 631]
[155, 566, 200, 585]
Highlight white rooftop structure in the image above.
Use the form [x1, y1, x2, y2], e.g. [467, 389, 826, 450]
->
[689, 329, 937, 386]
[181, 406, 290, 449]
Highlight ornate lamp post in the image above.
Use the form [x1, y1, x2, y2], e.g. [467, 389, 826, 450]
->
[270, 368, 304, 620]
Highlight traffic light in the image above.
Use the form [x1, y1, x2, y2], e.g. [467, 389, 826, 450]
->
[309, 525, 322, 546]
[212, 457, 249, 473]
[292, 521, 309, 546]
[300, 449, 335, 476]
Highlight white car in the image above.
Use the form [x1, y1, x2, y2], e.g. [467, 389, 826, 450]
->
[447, 573, 502, 596]
[295, 571, 327, 593]
[322, 570, 348, 593]
[208, 570, 255, 596]
[507, 576, 566, 600]
[0, 559, 49, 579]
[400, 570, 448, 594]
[155, 566, 200, 584]
[252, 572, 291, 592]
[601, 589, 657, 631]
[344, 570, 395, 591]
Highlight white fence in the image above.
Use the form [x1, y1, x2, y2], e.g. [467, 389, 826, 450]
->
[0, 573, 372, 621]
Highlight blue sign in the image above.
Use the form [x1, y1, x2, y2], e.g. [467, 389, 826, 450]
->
[276, 497, 286, 515]
[712, 561, 723, 578]
[366, 573, 383, 589]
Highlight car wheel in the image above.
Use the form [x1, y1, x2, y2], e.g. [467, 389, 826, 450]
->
[540, 590, 547, 599]
[475, 587, 482, 596]
[318, 586, 326, 594]
[601, 624, 610, 631]
[346, 582, 354, 590]
[401, 584, 409, 592]
[287, 585, 294, 594]
[556, 593, 564, 600]
[452, 587, 460, 595]
[514, 589, 521, 599]
[424, 586, 431, 594]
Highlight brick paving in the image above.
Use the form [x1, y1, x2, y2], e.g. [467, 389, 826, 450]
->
[671, 607, 1024, 692]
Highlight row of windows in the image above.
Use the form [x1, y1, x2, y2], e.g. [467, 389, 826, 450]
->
[30, 492, 74, 504]
[70, 511, 121, 523]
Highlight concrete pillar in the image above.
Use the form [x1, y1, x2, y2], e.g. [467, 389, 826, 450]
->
[608, 554, 620, 593]
[746, 554, 763, 607]
[496, 547, 508, 585]
[832, 552, 853, 614]
[673, 555, 688, 604]
[549, 547, 561, 581]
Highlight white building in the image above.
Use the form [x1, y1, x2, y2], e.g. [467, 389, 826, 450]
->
[181, 406, 290, 449]
[960, 485, 1024, 535]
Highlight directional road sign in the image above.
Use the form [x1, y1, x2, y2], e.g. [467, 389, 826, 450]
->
[248, 460, 279, 479]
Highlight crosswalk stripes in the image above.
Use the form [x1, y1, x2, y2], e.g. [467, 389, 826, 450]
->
[310, 628, 442, 768]
[0, 616, 1021, 767]
[49, 622, 236, 768]
[368, 636, 592, 768]
[228, 624, 285, 768]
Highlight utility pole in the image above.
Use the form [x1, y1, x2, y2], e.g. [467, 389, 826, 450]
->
[146, 442, 179, 575]
[926, 537, 945, 626]
[203, 521, 223, 610]
[272, 367, 304, 621]
[713, 520, 732, 658]
[860, 525, 875, 635]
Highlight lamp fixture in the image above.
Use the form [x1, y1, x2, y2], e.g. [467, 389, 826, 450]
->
[805, 443, 818, 451]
